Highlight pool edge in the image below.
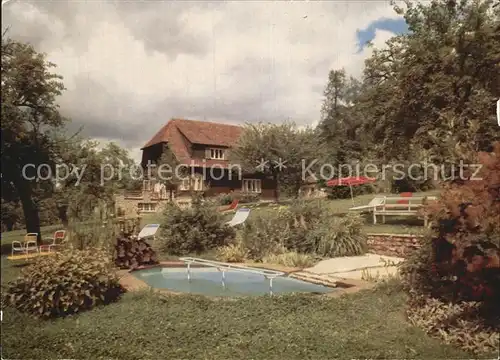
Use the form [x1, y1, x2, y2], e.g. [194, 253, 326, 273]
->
[117, 261, 375, 298]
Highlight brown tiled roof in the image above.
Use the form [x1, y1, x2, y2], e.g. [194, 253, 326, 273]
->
[141, 118, 243, 167]
[175, 119, 242, 147]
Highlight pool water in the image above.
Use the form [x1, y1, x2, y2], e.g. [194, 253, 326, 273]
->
[133, 267, 336, 297]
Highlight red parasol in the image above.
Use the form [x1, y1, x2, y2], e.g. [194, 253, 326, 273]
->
[326, 176, 377, 204]
[326, 176, 376, 187]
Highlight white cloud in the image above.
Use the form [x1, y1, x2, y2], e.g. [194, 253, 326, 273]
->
[2, 0, 402, 161]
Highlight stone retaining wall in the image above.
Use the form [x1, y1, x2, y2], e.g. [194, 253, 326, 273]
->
[367, 233, 423, 258]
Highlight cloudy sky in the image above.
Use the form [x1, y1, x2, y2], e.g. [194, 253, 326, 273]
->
[2, 0, 407, 162]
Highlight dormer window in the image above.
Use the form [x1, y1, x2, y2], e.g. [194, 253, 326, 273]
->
[209, 148, 225, 160]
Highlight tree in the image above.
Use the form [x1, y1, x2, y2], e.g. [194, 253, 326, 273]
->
[231, 122, 323, 200]
[359, 0, 499, 163]
[315, 0, 499, 192]
[318, 69, 365, 165]
[1, 37, 66, 243]
[52, 138, 142, 224]
[1, 199, 23, 231]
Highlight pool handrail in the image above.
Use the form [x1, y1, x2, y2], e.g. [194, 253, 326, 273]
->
[179, 257, 285, 278]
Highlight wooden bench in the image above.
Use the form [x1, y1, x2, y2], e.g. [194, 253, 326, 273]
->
[372, 196, 436, 226]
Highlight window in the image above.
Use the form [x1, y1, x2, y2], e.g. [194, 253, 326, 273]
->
[242, 179, 261, 193]
[209, 148, 225, 160]
[138, 203, 156, 212]
[178, 175, 204, 191]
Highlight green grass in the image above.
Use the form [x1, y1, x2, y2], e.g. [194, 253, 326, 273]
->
[1, 272, 472, 360]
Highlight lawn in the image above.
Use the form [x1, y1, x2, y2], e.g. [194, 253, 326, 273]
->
[0, 259, 471, 360]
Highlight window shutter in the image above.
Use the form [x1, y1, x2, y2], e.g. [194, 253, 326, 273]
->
[205, 148, 211, 159]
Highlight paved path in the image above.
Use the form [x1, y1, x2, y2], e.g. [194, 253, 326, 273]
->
[302, 253, 404, 281]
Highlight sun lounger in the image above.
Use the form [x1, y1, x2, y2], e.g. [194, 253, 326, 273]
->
[226, 208, 250, 227]
[349, 197, 385, 211]
[137, 224, 160, 240]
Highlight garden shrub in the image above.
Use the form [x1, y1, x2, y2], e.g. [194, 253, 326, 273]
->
[239, 200, 367, 260]
[2, 248, 124, 319]
[68, 220, 117, 251]
[216, 234, 249, 263]
[239, 213, 286, 261]
[400, 142, 500, 308]
[281, 200, 325, 252]
[160, 202, 235, 255]
[238, 192, 261, 203]
[116, 207, 126, 217]
[326, 185, 355, 199]
[306, 213, 367, 257]
[399, 142, 500, 351]
[326, 184, 375, 200]
[262, 251, 316, 268]
[216, 193, 234, 205]
[214, 192, 260, 206]
[407, 295, 499, 355]
[114, 233, 158, 269]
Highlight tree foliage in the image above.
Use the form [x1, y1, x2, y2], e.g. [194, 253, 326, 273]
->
[53, 138, 141, 224]
[319, 69, 365, 164]
[231, 122, 323, 199]
[1, 36, 142, 233]
[318, 0, 500, 190]
[1, 36, 66, 241]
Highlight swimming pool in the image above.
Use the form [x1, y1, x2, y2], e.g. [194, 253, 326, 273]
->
[132, 266, 336, 297]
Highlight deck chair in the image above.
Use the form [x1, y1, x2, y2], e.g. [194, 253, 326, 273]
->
[11, 233, 39, 256]
[137, 224, 160, 241]
[349, 197, 385, 212]
[40, 230, 66, 252]
[226, 208, 250, 227]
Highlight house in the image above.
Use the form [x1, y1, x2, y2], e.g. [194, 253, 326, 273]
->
[115, 118, 277, 215]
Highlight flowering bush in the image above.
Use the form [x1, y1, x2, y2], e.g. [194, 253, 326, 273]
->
[401, 142, 500, 318]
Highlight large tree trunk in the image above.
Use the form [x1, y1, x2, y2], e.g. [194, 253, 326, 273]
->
[16, 177, 42, 244]
[5, 222, 14, 232]
[57, 204, 69, 227]
[273, 173, 280, 203]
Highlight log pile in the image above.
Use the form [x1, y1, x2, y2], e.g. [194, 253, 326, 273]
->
[114, 233, 158, 270]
